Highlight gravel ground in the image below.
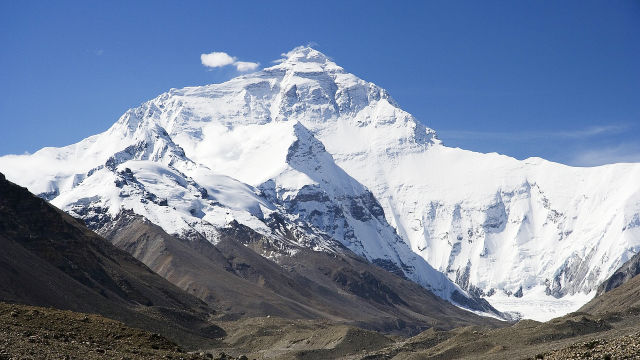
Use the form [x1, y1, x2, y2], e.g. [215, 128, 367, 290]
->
[0, 302, 248, 360]
[541, 332, 640, 360]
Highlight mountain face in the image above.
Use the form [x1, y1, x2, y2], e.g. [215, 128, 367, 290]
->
[1, 46, 639, 320]
[101, 210, 504, 334]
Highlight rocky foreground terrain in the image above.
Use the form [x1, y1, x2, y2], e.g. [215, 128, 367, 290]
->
[542, 332, 640, 360]
[361, 311, 640, 360]
[3, 300, 640, 360]
[0, 302, 235, 360]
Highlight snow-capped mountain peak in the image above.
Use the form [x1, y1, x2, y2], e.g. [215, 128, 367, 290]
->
[1, 46, 639, 321]
[273, 46, 338, 68]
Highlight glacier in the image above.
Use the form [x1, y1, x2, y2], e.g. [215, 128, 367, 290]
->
[2, 46, 640, 321]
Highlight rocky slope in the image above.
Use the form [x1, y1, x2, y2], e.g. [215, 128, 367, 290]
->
[1, 46, 639, 319]
[103, 210, 503, 335]
[0, 173, 222, 349]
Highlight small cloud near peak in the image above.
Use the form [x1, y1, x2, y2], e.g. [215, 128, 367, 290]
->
[200, 52, 236, 68]
[200, 51, 259, 72]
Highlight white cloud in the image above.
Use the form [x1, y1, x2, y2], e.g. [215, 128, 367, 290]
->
[234, 61, 259, 72]
[200, 51, 260, 72]
[201, 52, 236, 68]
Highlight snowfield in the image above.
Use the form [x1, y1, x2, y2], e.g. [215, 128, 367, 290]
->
[2, 46, 639, 320]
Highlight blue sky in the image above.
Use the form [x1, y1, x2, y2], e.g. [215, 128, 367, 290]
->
[1, 1, 639, 166]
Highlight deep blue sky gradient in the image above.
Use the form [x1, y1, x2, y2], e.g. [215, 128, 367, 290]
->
[1, 1, 639, 165]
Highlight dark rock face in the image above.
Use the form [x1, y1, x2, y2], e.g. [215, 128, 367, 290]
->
[372, 258, 407, 279]
[596, 251, 640, 296]
[449, 289, 501, 317]
[37, 189, 59, 201]
[331, 268, 407, 307]
[514, 286, 524, 298]
[66, 202, 111, 231]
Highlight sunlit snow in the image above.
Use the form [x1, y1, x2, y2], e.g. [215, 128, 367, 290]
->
[1, 46, 639, 319]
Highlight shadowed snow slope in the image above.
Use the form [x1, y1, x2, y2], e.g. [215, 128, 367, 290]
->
[2, 46, 640, 320]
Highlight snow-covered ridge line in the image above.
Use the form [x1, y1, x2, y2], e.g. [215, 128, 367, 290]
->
[1, 46, 639, 320]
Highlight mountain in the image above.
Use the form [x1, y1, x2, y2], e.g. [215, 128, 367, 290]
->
[0, 172, 222, 349]
[102, 210, 503, 334]
[0, 172, 503, 360]
[1, 46, 639, 320]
